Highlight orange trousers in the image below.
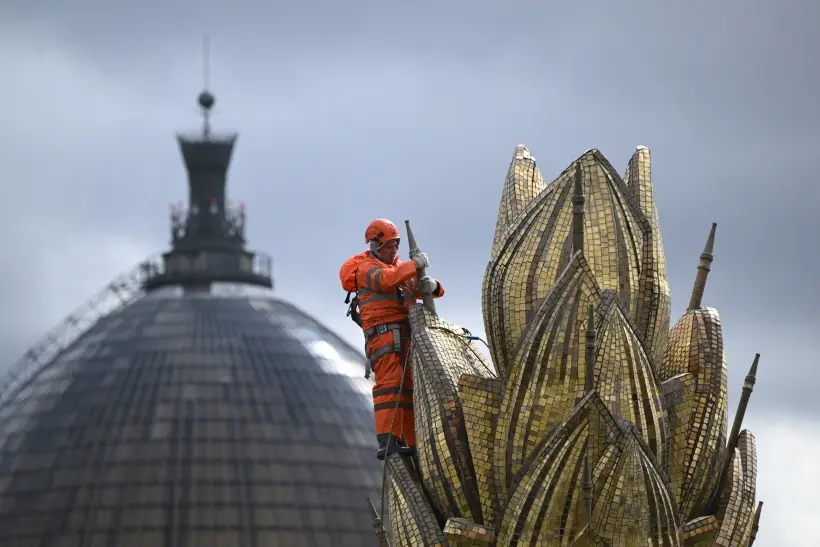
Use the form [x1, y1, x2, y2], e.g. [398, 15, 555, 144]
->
[367, 330, 415, 447]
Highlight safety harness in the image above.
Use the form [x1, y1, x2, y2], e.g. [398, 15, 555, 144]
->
[362, 321, 408, 379]
[344, 264, 409, 379]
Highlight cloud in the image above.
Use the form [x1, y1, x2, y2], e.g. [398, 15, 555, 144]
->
[752, 416, 820, 546]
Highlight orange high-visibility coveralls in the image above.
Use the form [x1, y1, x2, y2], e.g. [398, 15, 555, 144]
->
[340, 251, 444, 447]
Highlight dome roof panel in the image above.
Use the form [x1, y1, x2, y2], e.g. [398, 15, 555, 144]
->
[0, 294, 381, 545]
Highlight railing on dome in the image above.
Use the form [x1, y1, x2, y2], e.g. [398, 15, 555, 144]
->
[0, 256, 164, 411]
[170, 200, 247, 246]
[140, 252, 274, 279]
[0, 250, 275, 410]
[140, 249, 273, 291]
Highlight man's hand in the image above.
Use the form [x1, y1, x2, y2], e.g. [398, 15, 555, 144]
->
[409, 249, 429, 270]
[418, 276, 438, 295]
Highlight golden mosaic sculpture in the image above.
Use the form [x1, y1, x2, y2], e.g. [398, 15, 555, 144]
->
[374, 145, 764, 546]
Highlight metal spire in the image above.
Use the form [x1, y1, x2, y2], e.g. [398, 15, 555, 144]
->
[199, 35, 214, 139]
[142, 39, 273, 294]
[711, 353, 760, 513]
[749, 501, 764, 545]
[688, 223, 717, 310]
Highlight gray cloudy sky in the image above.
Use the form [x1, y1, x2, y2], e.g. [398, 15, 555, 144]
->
[1, 0, 818, 543]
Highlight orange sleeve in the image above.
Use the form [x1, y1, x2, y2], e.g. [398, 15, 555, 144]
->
[433, 280, 444, 298]
[359, 260, 417, 292]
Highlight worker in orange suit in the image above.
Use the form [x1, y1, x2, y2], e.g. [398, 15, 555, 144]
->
[339, 219, 445, 460]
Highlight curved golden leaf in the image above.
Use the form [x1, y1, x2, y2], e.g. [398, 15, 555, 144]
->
[593, 421, 680, 547]
[386, 455, 449, 546]
[490, 145, 547, 258]
[660, 372, 696, 510]
[714, 431, 757, 546]
[623, 145, 672, 365]
[482, 149, 644, 380]
[458, 375, 503, 528]
[496, 393, 680, 547]
[409, 304, 497, 525]
[595, 290, 670, 467]
[735, 432, 759, 545]
[493, 252, 601, 504]
[659, 308, 728, 520]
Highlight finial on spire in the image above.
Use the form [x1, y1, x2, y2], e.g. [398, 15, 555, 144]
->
[687, 222, 717, 310]
[146, 39, 268, 295]
[727, 353, 760, 444]
[198, 35, 215, 139]
[572, 162, 585, 254]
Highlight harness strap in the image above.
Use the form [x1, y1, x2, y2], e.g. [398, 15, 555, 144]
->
[363, 322, 408, 379]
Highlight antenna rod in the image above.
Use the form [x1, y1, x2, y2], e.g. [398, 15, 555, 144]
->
[203, 35, 210, 91]
[199, 35, 213, 139]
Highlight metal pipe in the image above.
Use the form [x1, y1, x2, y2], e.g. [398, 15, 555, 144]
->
[405, 220, 436, 314]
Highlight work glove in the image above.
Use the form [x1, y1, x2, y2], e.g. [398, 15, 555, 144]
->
[409, 249, 429, 270]
[418, 276, 438, 295]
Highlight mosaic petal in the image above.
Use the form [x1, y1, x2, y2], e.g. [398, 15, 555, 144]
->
[595, 289, 670, 468]
[623, 145, 672, 365]
[493, 252, 601, 503]
[659, 308, 728, 520]
[496, 393, 680, 546]
[482, 150, 644, 381]
[409, 304, 497, 525]
[386, 455, 449, 546]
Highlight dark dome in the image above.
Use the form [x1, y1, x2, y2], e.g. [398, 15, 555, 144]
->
[0, 290, 382, 546]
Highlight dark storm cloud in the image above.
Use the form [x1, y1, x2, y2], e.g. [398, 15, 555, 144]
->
[1, 0, 818, 421]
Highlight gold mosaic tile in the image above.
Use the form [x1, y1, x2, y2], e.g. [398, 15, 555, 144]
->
[443, 517, 495, 546]
[659, 307, 728, 520]
[594, 289, 670, 469]
[379, 145, 763, 546]
[408, 305, 497, 524]
[493, 251, 602, 503]
[660, 372, 697, 512]
[714, 431, 757, 546]
[622, 146, 672, 366]
[681, 515, 719, 546]
[458, 375, 503, 528]
[497, 393, 679, 546]
[385, 454, 447, 546]
[489, 145, 547, 260]
[482, 148, 671, 381]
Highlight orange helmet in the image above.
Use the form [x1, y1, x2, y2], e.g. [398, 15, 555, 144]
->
[365, 219, 400, 246]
